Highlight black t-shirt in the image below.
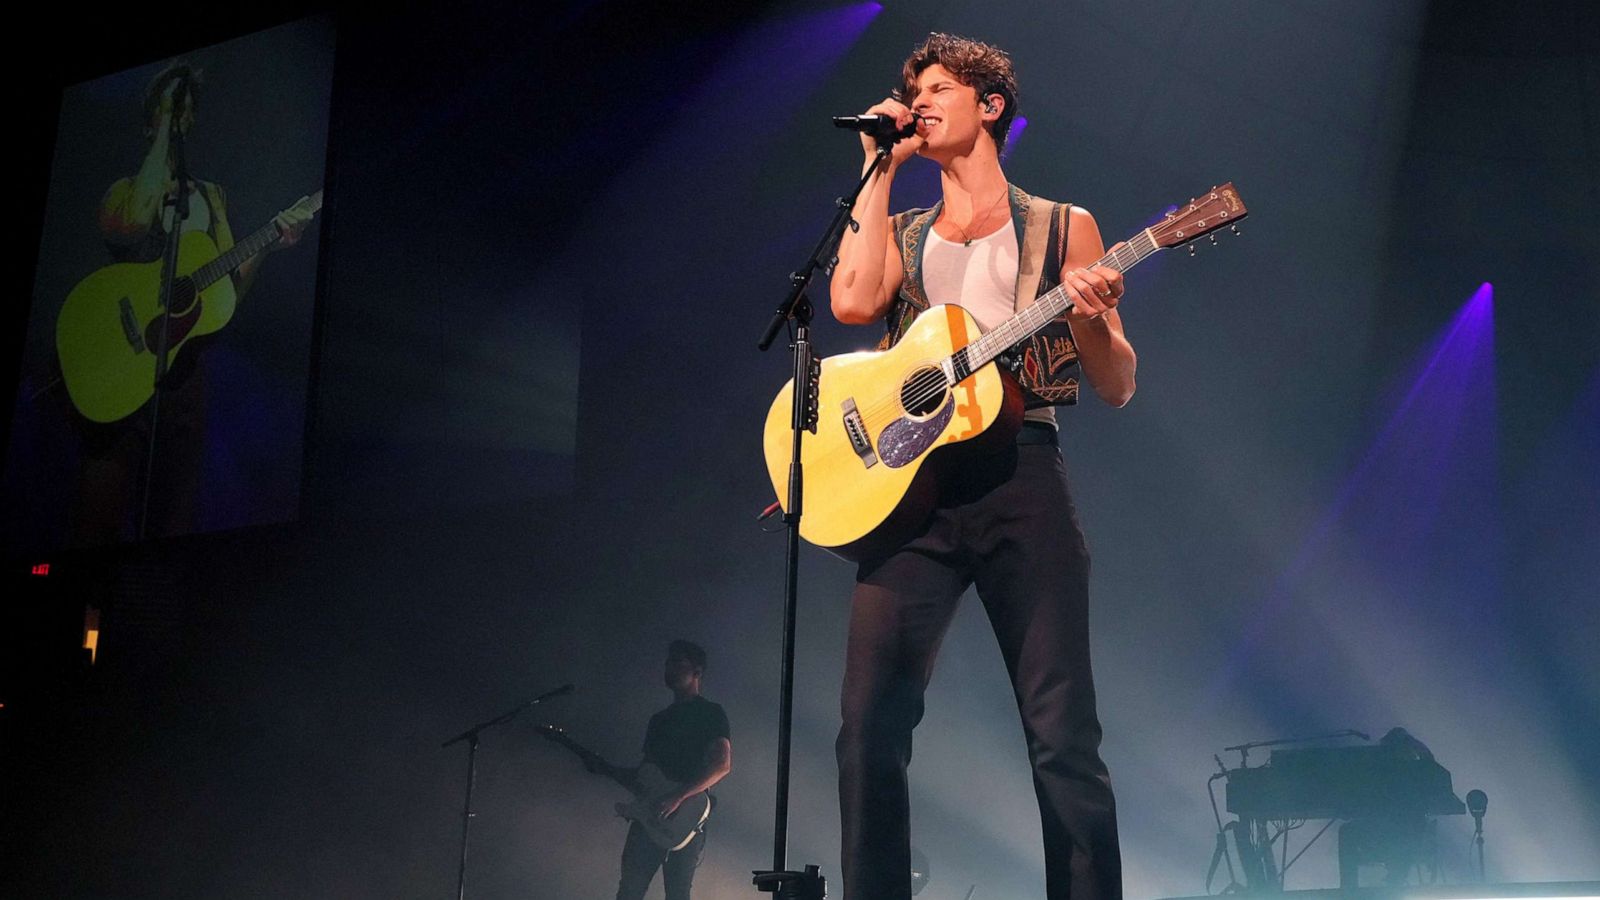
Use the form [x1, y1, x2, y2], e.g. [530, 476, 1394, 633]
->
[642, 696, 730, 785]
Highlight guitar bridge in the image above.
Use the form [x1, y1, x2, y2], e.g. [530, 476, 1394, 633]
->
[841, 398, 878, 469]
[119, 296, 146, 353]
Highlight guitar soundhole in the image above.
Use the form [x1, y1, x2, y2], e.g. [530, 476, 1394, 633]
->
[899, 366, 948, 418]
[168, 276, 199, 316]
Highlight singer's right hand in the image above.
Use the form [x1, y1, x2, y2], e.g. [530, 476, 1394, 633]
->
[860, 98, 923, 168]
[159, 79, 183, 119]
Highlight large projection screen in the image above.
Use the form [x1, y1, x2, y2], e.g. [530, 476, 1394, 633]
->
[3, 15, 335, 552]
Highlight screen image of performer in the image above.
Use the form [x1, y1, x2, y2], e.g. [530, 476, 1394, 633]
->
[828, 34, 1136, 900]
[74, 61, 315, 542]
[610, 639, 733, 900]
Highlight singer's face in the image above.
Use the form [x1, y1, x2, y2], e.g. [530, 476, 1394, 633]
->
[908, 64, 982, 156]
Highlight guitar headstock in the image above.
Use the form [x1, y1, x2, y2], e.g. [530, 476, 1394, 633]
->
[1150, 183, 1247, 252]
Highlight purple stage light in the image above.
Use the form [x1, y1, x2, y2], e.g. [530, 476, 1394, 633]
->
[1148, 204, 1180, 227]
[999, 115, 1029, 162]
[1206, 282, 1498, 707]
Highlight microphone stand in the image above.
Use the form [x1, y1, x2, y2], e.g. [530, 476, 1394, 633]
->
[441, 684, 574, 900]
[139, 87, 191, 540]
[1472, 816, 1486, 882]
[752, 133, 896, 900]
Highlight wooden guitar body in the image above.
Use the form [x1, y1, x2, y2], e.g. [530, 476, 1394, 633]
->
[56, 231, 238, 424]
[763, 304, 1024, 561]
[55, 188, 322, 424]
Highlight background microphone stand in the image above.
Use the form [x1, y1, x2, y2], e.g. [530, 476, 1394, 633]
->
[1466, 789, 1488, 882]
[752, 122, 903, 900]
[139, 79, 192, 540]
[441, 683, 574, 900]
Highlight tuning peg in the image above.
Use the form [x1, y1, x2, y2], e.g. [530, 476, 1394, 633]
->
[1188, 245, 1197, 257]
[1209, 234, 1218, 245]
[1231, 224, 1241, 235]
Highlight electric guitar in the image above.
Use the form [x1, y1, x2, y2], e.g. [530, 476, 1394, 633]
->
[762, 183, 1247, 561]
[55, 190, 323, 424]
[535, 724, 711, 851]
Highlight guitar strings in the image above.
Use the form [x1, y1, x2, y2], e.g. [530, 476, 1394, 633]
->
[780, 220, 1218, 479]
[856, 228, 1166, 423]
[816, 229, 1162, 437]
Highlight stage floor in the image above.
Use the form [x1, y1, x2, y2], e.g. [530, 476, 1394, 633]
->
[1156, 882, 1600, 900]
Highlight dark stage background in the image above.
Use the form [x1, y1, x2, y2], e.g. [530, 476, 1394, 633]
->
[3, 2, 1597, 898]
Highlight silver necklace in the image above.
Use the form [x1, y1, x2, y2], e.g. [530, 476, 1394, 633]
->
[948, 191, 1008, 246]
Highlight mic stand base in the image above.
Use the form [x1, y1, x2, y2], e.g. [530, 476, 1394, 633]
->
[753, 865, 827, 900]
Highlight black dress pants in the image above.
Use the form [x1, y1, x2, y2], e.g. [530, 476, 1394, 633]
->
[836, 438, 1121, 900]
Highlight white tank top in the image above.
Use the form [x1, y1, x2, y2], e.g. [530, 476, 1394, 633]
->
[159, 181, 213, 237]
[923, 219, 1057, 428]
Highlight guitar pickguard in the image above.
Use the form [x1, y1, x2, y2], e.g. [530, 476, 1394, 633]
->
[877, 401, 955, 468]
[142, 279, 205, 353]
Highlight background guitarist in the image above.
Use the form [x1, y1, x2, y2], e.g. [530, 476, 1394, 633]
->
[607, 639, 732, 900]
[827, 34, 1137, 900]
[76, 62, 314, 542]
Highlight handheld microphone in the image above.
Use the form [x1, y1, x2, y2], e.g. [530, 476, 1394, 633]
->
[832, 114, 919, 140]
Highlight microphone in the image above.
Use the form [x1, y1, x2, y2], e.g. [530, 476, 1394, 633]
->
[1466, 789, 1487, 820]
[532, 683, 575, 704]
[833, 114, 919, 140]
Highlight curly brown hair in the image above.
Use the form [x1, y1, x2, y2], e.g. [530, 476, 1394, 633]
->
[894, 33, 1019, 154]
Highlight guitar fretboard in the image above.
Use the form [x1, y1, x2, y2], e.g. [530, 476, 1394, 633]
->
[188, 190, 323, 291]
[950, 226, 1161, 380]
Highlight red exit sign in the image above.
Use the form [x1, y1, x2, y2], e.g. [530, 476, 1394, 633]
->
[31, 563, 50, 576]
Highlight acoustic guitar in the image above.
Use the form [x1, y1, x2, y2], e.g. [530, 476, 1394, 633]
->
[762, 184, 1247, 561]
[55, 190, 323, 423]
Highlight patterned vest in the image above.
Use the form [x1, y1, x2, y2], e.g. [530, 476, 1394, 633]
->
[106, 179, 234, 266]
[880, 184, 1081, 408]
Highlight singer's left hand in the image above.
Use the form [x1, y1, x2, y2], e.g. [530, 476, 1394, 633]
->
[272, 196, 317, 249]
[1060, 254, 1125, 323]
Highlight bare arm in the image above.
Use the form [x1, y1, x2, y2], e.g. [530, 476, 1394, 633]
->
[99, 135, 172, 246]
[829, 99, 925, 324]
[99, 82, 188, 245]
[677, 737, 732, 797]
[1058, 207, 1137, 407]
[654, 737, 732, 817]
[231, 194, 318, 300]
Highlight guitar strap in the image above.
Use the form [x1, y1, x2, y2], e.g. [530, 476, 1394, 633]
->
[1013, 194, 1056, 313]
[202, 182, 236, 255]
[1007, 196, 1081, 407]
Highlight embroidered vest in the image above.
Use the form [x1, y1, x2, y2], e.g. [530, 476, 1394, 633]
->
[107, 179, 234, 267]
[880, 184, 1081, 408]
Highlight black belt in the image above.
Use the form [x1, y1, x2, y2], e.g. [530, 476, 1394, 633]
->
[1017, 421, 1058, 446]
